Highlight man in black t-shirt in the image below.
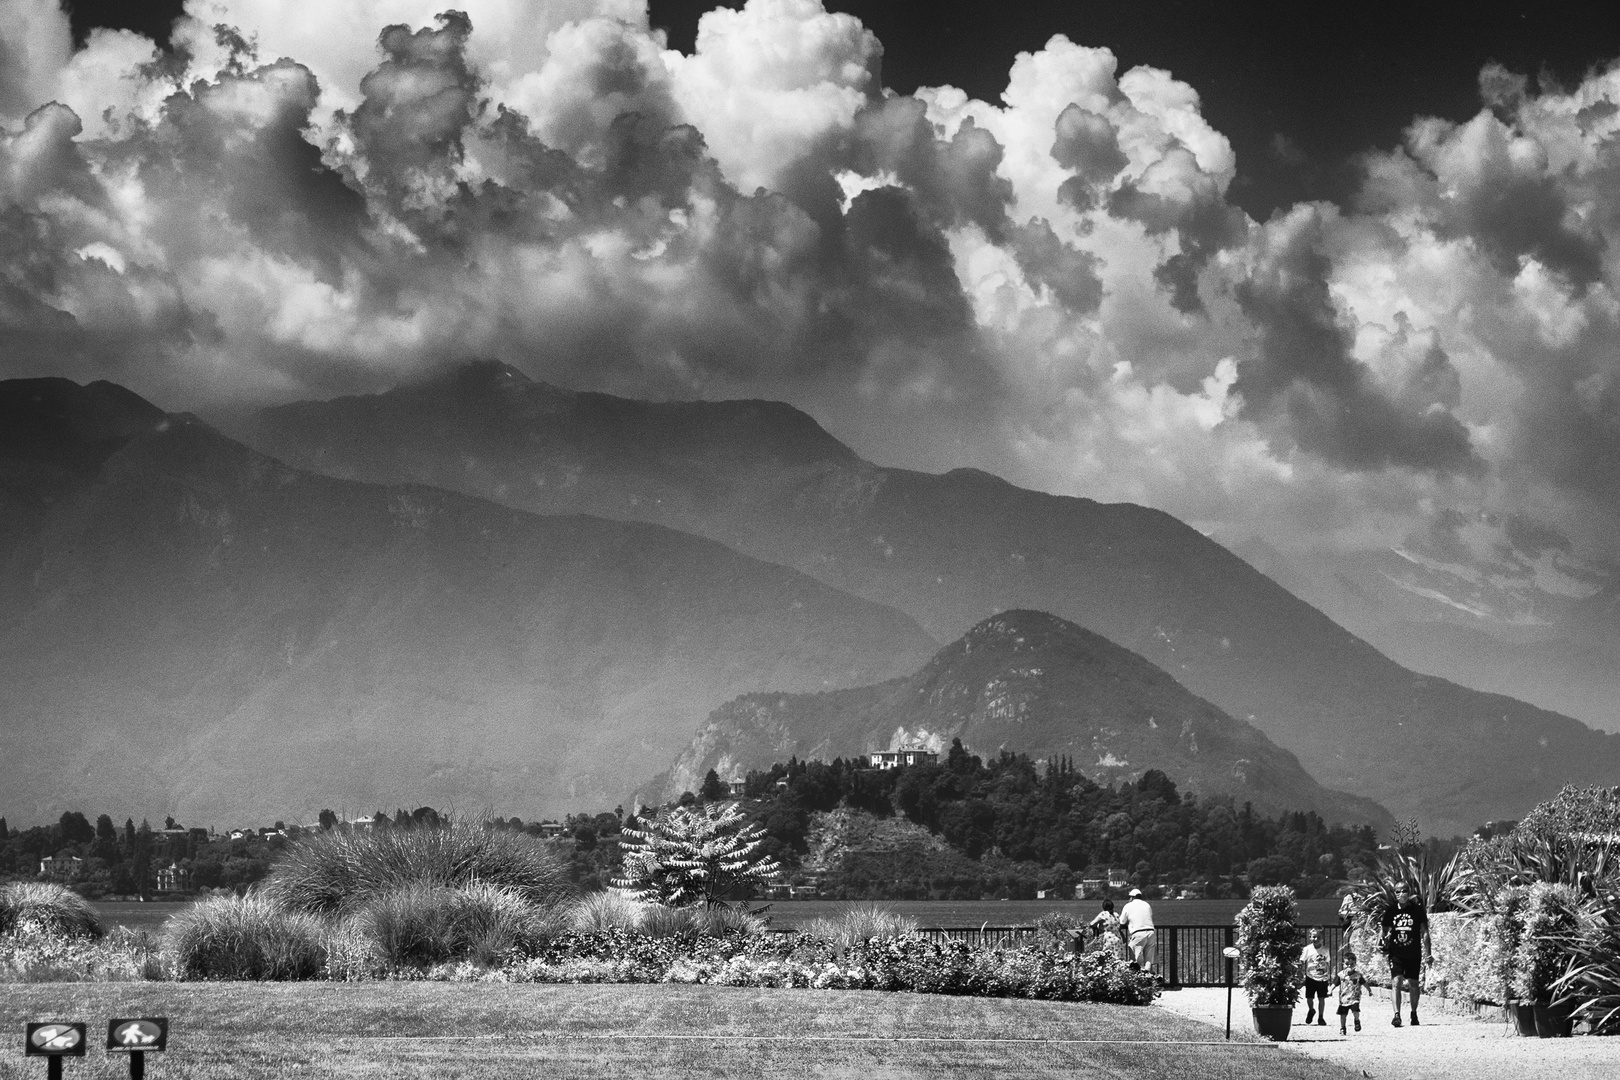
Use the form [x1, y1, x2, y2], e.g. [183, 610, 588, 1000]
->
[1380, 881, 1431, 1026]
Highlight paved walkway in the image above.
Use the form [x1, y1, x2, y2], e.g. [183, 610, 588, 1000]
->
[1154, 986, 1620, 1080]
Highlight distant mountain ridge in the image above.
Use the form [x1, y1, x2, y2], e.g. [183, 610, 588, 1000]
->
[0, 377, 937, 824]
[655, 609, 1395, 831]
[237, 362, 1620, 836]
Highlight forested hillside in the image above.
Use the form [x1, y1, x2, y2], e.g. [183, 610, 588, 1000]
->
[564, 746, 1392, 900]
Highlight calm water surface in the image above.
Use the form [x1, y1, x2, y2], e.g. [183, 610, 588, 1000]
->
[93, 901, 188, 935]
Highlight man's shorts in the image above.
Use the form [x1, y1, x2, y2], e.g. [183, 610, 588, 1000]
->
[1304, 977, 1329, 997]
[1129, 928, 1157, 972]
[1388, 953, 1422, 980]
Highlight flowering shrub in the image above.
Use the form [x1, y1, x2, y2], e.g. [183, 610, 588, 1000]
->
[0, 926, 163, 982]
[442, 927, 1152, 1002]
[1236, 885, 1302, 1007]
[1421, 912, 1501, 1004]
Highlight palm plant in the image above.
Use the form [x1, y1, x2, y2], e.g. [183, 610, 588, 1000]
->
[1552, 911, 1620, 1034]
[1513, 882, 1587, 1003]
[1343, 819, 1471, 928]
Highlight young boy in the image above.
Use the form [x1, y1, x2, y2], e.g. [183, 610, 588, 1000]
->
[1300, 928, 1331, 1025]
[1333, 950, 1369, 1034]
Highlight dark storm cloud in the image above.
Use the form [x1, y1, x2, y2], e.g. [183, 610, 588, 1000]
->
[1232, 205, 1480, 475]
[346, 12, 481, 213]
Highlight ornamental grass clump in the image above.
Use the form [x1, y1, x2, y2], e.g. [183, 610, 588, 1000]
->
[359, 881, 564, 969]
[570, 889, 644, 933]
[1235, 885, 1304, 1008]
[0, 882, 103, 940]
[164, 894, 326, 980]
[802, 903, 919, 952]
[262, 818, 573, 917]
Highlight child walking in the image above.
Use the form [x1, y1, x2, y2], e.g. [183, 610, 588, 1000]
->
[1300, 928, 1330, 1025]
[1333, 950, 1369, 1034]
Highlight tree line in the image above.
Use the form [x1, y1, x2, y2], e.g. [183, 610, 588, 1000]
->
[4, 746, 1392, 901]
[547, 742, 1385, 900]
[0, 805, 454, 897]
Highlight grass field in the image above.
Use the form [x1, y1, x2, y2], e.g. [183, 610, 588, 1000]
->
[1, 983, 1363, 1079]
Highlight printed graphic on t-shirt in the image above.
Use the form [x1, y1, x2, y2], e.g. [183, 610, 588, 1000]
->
[1384, 901, 1425, 953]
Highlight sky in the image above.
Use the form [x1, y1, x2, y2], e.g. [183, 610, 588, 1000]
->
[4, 0, 1620, 584]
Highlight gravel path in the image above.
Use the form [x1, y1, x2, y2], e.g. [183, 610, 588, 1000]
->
[1154, 986, 1620, 1080]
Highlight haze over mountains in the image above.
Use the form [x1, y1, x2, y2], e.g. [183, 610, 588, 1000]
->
[0, 378, 936, 824]
[1233, 537, 1620, 736]
[658, 609, 1395, 832]
[237, 362, 1620, 836]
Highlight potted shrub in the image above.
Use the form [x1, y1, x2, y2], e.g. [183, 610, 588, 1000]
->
[1235, 885, 1304, 1041]
[1513, 882, 1584, 1038]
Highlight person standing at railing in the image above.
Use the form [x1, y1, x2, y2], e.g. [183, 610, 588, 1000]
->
[1083, 898, 1131, 962]
[1300, 927, 1331, 1025]
[1120, 887, 1157, 977]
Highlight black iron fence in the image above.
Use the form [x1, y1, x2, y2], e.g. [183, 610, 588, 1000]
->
[902, 923, 1349, 987]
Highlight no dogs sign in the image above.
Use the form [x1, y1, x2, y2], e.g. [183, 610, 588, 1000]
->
[24, 1023, 86, 1056]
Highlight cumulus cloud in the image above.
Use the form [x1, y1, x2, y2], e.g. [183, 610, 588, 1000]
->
[1, 0, 1620, 576]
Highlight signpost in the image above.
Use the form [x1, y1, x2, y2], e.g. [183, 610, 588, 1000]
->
[1222, 946, 1241, 1040]
[24, 1023, 86, 1080]
[107, 1018, 168, 1079]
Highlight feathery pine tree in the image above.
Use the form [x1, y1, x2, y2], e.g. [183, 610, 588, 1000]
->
[615, 802, 780, 908]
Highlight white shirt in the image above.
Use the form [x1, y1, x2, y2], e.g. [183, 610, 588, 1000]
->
[1120, 898, 1155, 934]
[1302, 943, 1330, 981]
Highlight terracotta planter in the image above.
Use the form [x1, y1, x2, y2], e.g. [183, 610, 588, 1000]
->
[1509, 1001, 1538, 1037]
[1533, 999, 1574, 1038]
[1251, 1006, 1293, 1041]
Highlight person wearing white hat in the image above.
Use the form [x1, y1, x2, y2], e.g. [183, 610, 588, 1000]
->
[1120, 887, 1157, 976]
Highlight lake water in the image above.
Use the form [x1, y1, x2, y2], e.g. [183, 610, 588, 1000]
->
[93, 901, 188, 936]
[94, 897, 1344, 933]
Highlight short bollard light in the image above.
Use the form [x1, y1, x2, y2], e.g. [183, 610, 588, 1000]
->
[107, 1018, 168, 1079]
[24, 1022, 86, 1080]
[1221, 946, 1241, 1041]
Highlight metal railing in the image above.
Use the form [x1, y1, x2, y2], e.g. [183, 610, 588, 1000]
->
[770, 922, 1348, 988]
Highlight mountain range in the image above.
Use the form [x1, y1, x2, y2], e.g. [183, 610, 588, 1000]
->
[0, 378, 936, 824]
[233, 361, 1620, 836]
[657, 609, 1395, 831]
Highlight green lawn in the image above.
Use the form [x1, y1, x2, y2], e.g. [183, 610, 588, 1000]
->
[1, 983, 1365, 1080]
